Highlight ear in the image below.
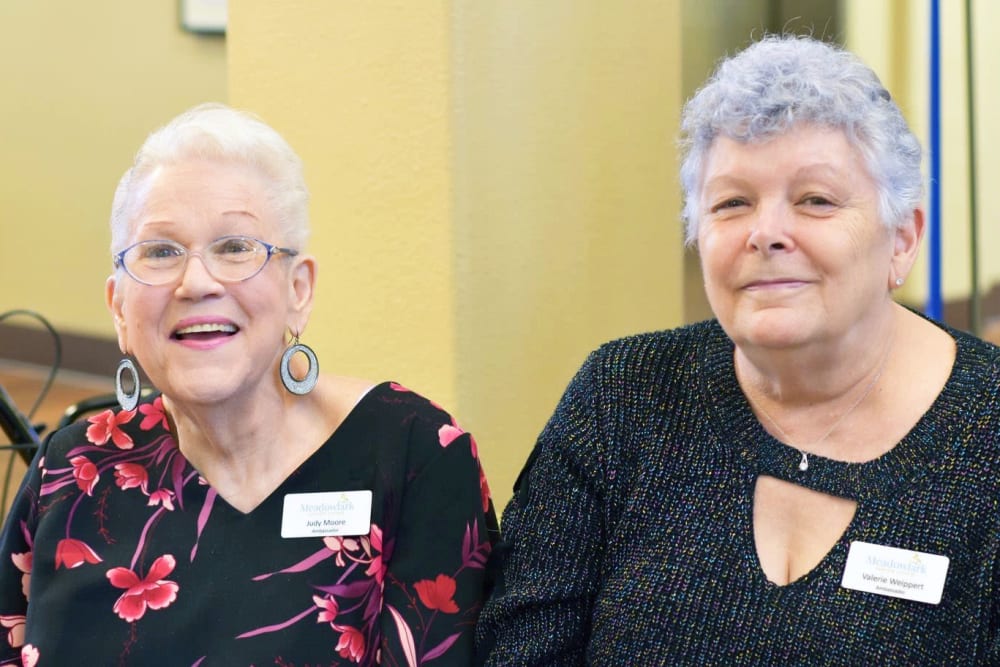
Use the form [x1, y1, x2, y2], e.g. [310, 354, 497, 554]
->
[889, 208, 924, 289]
[106, 274, 129, 354]
[287, 255, 317, 335]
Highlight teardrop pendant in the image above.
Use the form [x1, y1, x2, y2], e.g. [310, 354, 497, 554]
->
[798, 451, 809, 472]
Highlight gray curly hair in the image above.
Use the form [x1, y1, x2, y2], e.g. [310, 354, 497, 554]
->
[109, 103, 309, 254]
[679, 35, 923, 245]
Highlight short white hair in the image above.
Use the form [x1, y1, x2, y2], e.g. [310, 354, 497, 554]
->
[109, 103, 309, 253]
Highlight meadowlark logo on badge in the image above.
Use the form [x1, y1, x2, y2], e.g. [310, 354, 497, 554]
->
[865, 552, 927, 576]
[281, 490, 373, 538]
[300, 494, 356, 514]
[842, 541, 949, 605]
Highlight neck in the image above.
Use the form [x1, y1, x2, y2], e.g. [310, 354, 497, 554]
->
[163, 385, 298, 475]
[736, 307, 896, 407]
[735, 308, 897, 450]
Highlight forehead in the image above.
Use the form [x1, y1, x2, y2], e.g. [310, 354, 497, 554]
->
[125, 159, 277, 240]
[702, 125, 865, 185]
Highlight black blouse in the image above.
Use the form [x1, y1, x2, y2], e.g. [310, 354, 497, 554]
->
[1, 382, 498, 666]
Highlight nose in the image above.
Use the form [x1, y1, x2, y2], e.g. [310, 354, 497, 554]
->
[174, 252, 224, 298]
[746, 202, 795, 255]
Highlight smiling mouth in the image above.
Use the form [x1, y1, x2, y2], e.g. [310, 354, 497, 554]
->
[171, 323, 239, 341]
[744, 279, 807, 289]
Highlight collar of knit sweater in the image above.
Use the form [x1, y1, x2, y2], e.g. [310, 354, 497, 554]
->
[701, 320, 980, 502]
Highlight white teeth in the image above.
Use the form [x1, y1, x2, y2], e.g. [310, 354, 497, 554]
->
[175, 323, 237, 335]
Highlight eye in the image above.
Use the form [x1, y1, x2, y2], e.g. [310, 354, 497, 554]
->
[710, 197, 748, 213]
[800, 195, 837, 208]
[137, 241, 184, 261]
[214, 237, 259, 255]
[210, 236, 264, 265]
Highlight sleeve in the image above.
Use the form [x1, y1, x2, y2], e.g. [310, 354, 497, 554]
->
[0, 443, 45, 665]
[378, 408, 500, 666]
[475, 353, 611, 666]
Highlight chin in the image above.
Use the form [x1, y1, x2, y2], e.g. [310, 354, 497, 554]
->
[726, 313, 819, 350]
[161, 372, 253, 408]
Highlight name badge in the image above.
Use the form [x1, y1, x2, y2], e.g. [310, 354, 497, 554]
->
[841, 541, 949, 605]
[281, 491, 373, 538]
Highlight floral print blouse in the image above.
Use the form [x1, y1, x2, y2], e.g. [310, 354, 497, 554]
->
[0, 382, 498, 666]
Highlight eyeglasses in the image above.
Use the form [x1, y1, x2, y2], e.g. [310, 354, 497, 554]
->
[113, 236, 299, 286]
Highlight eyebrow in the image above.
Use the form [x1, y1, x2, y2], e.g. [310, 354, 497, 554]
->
[218, 209, 261, 219]
[703, 162, 849, 192]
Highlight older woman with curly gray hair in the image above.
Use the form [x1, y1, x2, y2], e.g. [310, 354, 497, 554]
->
[476, 35, 1000, 664]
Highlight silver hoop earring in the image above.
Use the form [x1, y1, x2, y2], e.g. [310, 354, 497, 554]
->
[115, 357, 142, 411]
[280, 339, 319, 395]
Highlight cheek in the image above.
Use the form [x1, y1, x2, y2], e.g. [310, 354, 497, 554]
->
[828, 224, 891, 277]
[120, 292, 163, 336]
[697, 230, 737, 286]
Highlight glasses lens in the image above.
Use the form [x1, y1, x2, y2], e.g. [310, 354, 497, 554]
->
[124, 241, 186, 285]
[206, 236, 268, 281]
[119, 237, 274, 285]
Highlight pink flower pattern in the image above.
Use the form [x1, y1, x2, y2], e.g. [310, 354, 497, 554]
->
[147, 488, 175, 511]
[54, 538, 102, 570]
[313, 594, 339, 624]
[335, 625, 365, 662]
[0, 615, 25, 649]
[113, 462, 148, 494]
[85, 408, 135, 449]
[138, 397, 168, 431]
[0, 383, 496, 665]
[414, 575, 459, 613]
[10, 553, 30, 601]
[106, 555, 180, 622]
[20, 643, 38, 667]
[69, 456, 99, 495]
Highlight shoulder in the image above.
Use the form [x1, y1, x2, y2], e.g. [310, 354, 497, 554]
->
[922, 317, 1000, 400]
[948, 328, 1000, 426]
[952, 327, 1000, 374]
[910, 308, 1000, 371]
[538, 320, 724, 451]
[598, 319, 720, 353]
[577, 319, 724, 395]
[355, 381, 460, 424]
[44, 397, 163, 456]
[36, 396, 172, 493]
[350, 381, 476, 461]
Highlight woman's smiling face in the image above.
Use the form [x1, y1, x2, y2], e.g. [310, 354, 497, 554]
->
[696, 124, 900, 353]
[107, 158, 313, 408]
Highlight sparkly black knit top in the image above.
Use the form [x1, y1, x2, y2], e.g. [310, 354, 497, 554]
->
[477, 319, 1000, 665]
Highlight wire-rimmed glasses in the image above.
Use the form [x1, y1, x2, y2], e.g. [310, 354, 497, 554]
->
[113, 236, 299, 286]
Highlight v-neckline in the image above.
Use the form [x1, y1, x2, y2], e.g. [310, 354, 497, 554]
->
[175, 382, 389, 517]
[699, 320, 975, 588]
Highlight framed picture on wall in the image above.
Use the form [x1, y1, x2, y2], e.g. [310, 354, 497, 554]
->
[180, 0, 227, 34]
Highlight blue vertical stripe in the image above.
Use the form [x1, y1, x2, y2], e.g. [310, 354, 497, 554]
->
[927, 0, 943, 319]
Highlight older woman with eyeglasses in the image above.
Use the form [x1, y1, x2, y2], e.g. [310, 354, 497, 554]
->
[477, 36, 1000, 664]
[0, 104, 497, 666]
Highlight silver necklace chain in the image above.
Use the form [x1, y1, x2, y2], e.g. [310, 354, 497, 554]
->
[745, 345, 891, 472]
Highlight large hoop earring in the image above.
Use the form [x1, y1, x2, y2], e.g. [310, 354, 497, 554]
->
[115, 357, 142, 411]
[280, 338, 319, 395]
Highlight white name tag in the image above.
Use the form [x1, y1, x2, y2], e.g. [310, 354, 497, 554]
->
[841, 541, 949, 605]
[281, 491, 373, 538]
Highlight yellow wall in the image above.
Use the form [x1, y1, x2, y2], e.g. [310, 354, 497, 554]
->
[228, 1, 685, 506]
[228, 0, 461, 414]
[0, 1, 227, 337]
[937, 0, 1000, 304]
[452, 3, 684, 504]
[845, 0, 1000, 308]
